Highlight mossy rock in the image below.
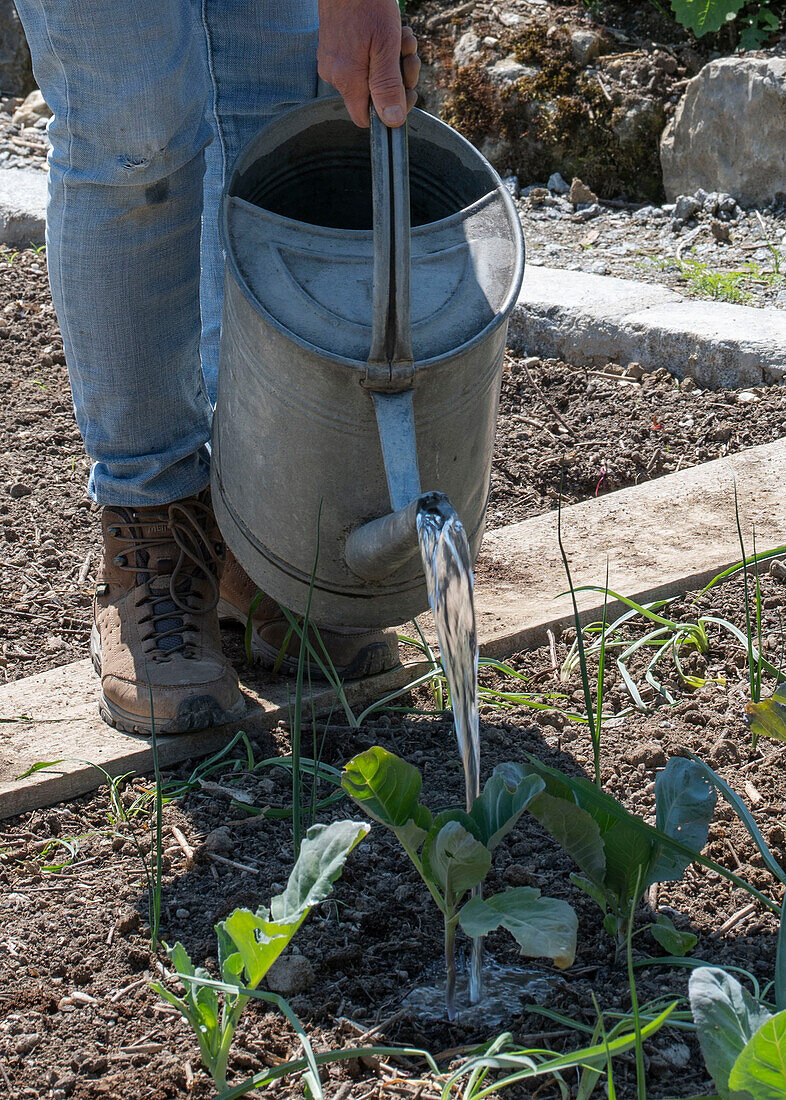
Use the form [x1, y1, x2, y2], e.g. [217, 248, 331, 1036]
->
[443, 25, 665, 201]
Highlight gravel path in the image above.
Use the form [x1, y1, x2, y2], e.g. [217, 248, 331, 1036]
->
[519, 187, 786, 309]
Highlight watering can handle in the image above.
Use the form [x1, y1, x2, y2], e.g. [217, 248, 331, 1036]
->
[366, 106, 414, 391]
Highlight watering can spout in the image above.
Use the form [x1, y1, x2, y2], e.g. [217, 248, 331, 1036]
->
[344, 491, 452, 583]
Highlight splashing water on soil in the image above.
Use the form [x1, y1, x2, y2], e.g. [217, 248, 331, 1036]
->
[417, 497, 483, 1008]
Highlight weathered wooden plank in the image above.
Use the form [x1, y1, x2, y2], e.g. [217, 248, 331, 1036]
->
[0, 660, 426, 820]
[473, 437, 786, 656]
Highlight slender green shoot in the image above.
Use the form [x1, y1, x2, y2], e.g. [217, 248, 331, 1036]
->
[701, 545, 786, 594]
[593, 561, 610, 783]
[756, 211, 784, 276]
[417, 618, 445, 710]
[626, 870, 646, 1100]
[244, 586, 295, 670]
[734, 482, 765, 723]
[143, 681, 164, 951]
[556, 483, 602, 785]
[291, 504, 322, 856]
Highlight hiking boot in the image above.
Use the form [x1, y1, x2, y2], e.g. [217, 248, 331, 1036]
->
[91, 493, 245, 735]
[217, 550, 400, 680]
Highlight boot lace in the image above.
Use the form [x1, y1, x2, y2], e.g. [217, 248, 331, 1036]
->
[106, 499, 223, 662]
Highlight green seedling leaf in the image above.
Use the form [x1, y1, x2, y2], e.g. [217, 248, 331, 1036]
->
[155, 942, 223, 1061]
[217, 820, 369, 988]
[469, 766, 545, 850]
[650, 913, 697, 957]
[393, 803, 434, 851]
[571, 873, 608, 914]
[342, 747, 431, 847]
[459, 887, 578, 969]
[729, 1010, 786, 1100]
[158, 819, 367, 1093]
[421, 820, 491, 907]
[15, 758, 65, 779]
[776, 893, 786, 1012]
[216, 909, 292, 989]
[746, 684, 786, 743]
[499, 762, 606, 887]
[689, 966, 771, 1098]
[650, 758, 717, 884]
[510, 759, 658, 913]
[516, 755, 748, 927]
[271, 819, 369, 923]
[602, 819, 658, 909]
[669, 0, 746, 39]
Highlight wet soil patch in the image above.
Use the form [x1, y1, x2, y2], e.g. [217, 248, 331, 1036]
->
[2, 569, 785, 1098]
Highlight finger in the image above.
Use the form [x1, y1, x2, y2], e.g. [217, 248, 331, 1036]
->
[401, 27, 418, 55]
[406, 88, 418, 113]
[369, 33, 407, 127]
[401, 50, 420, 90]
[342, 90, 371, 128]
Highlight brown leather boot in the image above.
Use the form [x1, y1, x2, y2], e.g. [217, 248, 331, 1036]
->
[91, 493, 245, 735]
[218, 550, 400, 680]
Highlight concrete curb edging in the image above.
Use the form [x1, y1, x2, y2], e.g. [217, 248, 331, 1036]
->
[511, 265, 786, 390]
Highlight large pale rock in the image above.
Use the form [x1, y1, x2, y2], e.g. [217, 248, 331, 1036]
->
[0, 0, 33, 97]
[0, 166, 46, 246]
[12, 87, 51, 126]
[661, 57, 786, 205]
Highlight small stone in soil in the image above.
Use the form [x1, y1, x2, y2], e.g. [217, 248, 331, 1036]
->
[625, 741, 667, 769]
[568, 177, 598, 205]
[547, 171, 570, 195]
[115, 906, 139, 934]
[203, 826, 234, 854]
[266, 953, 315, 994]
[9, 482, 32, 498]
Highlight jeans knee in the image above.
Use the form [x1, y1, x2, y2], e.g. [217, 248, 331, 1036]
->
[50, 100, 212, 189]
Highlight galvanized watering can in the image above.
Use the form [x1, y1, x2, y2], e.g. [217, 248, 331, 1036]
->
[212, 97, 525, 629]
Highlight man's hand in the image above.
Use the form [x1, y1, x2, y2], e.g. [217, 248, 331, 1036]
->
[318, 0, 420, 128]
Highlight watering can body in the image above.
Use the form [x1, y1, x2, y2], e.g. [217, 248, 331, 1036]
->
[211, 97, 524, 629]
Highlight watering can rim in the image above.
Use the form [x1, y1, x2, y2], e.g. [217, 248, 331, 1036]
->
[220, 97, 525, 372]
[229, 185, 500, 245]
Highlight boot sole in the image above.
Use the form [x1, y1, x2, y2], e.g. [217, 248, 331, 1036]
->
[216, 599, 400, 681]
[90, 625, 246, 736]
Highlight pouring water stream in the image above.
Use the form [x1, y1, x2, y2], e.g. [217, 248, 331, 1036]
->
[416, 499, 483, 1007]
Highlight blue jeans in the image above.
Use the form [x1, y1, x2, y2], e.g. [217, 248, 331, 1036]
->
[13, 0, 321, 505]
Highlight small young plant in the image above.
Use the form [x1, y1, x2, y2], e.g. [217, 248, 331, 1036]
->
[152, 819, 369, 1092]
[689, 967, 786, 1099]
[505, 755, 718, 949]
[341, 747, 577, 1021]
[734, 483, 765, 726]
[557, 491, 608, 786]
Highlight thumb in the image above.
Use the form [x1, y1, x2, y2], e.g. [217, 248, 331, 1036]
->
[368, 32, 407, 127]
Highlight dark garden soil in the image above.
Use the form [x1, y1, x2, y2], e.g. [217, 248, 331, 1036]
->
[486, 355, 786, 530]
[2, 568, 786, 1100]
[3, 246, 786, 682]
